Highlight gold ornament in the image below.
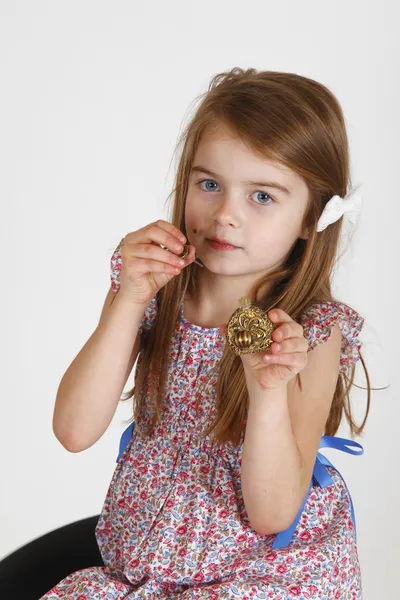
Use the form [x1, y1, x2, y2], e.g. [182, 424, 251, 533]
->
[159, 243, 204, 266]
[226, 297, 275, 356]
[159, 243, 189, 259]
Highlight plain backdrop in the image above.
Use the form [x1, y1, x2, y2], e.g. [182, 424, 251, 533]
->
[0, 1, 398, 598]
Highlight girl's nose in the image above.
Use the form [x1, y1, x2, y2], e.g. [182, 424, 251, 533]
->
[213, 194, 240, 227]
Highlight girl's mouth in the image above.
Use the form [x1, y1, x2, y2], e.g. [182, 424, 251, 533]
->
[206, 239, 240, 251]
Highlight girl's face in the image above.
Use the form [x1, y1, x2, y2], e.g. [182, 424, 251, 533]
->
[185, 123, 310, 281]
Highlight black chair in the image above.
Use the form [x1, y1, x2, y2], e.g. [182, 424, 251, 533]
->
[0, 514, 104, 599]
[0, 427, 131, 598]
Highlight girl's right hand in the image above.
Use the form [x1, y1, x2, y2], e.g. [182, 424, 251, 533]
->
[117, 220, 196, 305]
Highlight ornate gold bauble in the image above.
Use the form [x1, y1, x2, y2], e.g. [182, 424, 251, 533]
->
[226, 297, 275, 356]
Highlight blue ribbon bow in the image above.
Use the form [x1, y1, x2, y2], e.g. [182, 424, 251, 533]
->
[117, 422, 135, 463]
[273, 435, 364, 549]
[116, 425, 363, 550]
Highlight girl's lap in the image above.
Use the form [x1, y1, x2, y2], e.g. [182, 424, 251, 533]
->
[40, 570, 361, 599]
[178, 576, 361, 599]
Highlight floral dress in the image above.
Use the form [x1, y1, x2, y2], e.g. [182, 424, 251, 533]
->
[41, 240, 366, 600]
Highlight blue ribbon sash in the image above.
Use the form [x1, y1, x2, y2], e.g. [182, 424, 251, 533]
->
[116, 425, 364, 550]
[273, 435, 364, 549]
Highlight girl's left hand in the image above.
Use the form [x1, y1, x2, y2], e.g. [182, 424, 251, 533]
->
[220, 308, 309, 392]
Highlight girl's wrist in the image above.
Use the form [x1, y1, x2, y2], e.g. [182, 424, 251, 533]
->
[247, 383, 288, 415]
[114, 289, 153, 312]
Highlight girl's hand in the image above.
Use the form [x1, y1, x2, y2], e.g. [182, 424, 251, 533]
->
[221, 308, 309, 392]
[118, 220, 196, 305]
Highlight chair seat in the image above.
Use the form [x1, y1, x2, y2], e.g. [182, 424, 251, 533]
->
[0, 515, 103, 599]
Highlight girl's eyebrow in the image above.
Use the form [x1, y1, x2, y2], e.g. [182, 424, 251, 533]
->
[191, 165, 292, 196]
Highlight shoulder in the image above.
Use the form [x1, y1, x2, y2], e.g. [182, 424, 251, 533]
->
[299, 299, 365, 374]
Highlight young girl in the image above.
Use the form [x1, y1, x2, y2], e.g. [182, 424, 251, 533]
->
[43, 68, 372, 599]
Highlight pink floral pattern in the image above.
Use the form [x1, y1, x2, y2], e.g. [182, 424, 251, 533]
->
[301, 301, 364, 375]
[41, 241, 365, 599]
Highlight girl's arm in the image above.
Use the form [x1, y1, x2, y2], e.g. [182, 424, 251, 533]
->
[241, 386, 305, 535]
[52, 287, 150, 452]
[241, 323, 342, 535]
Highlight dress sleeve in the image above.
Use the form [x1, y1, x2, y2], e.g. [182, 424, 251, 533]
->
[109, 237, 158, 335]
[300, 300, 365, 374]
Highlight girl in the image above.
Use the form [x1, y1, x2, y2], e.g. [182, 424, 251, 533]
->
[43, 68, 374, 599]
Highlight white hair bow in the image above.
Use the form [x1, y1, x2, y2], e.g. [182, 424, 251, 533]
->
[316, 184, 363, 232]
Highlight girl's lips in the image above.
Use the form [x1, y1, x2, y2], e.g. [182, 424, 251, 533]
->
[206, 239, 240, 251]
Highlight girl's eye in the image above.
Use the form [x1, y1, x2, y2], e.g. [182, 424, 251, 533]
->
[251, 191, 274, 205]
[198, 179, 220, 192]
[197, 179, 274, 206]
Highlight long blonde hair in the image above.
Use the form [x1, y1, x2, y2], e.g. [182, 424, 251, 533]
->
[123, 68, 384, 447]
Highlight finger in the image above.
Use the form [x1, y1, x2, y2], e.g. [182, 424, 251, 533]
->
[127, 243, 187, 269]
[184, 244, 197, 263]
[188, 244, 196, 261]
[150, 220, 187, 245]
[270, 337, 309, 354]
[161, 243, 197, 268]
[127, 257, 183, 276]
[126, 221, 187, 254]
[272, 322, 304, 342]
[263, 352, 307, 366]
[179, 244, 197, 268]
[268, 308, 295, 324]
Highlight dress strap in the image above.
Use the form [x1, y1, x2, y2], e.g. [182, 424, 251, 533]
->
[272, 435, 364, 549]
